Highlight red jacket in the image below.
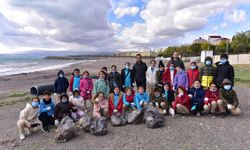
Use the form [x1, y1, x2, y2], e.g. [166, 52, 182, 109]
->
[187, 68, 199, 87]
[109, 93, 123, 115]
[204, 89, 220, 105]
[172, 86, 191, 111]
[162, 69, 177, 85]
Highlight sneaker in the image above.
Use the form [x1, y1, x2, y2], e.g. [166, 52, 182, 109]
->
[20, 134, 25, 140]
[42, 127, 49, 133]
[162, 109, 167, 115]
[196, 112, 201, 117]
[169, 108, 175, 117]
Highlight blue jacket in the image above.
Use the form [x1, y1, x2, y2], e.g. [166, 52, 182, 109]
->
[134, 92, 149, 110]
[188, 87, 205, 106]
[39, 99, 55, 116]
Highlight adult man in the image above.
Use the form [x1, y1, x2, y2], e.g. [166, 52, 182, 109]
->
[167, 51, 185, 70]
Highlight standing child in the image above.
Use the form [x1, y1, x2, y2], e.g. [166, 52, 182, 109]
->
[134, 86, 150, 110]
[69, 89, 85, 118]
[54, 70, 69, 103]
[150, 87, 167, 114]
[172, 86, 191, 115]
[38, 90, 55, 133]
[146, 60, 158, 93]
[162, 82, 175, 115]
[121, 62, 133, 92]
[80, 71, 93, 110]
[69, 68, 81, 94]
[108, 65, 121, 93]
[199, 56, 215, 88]
[93, 92, 109, 118]
[93, 71, 110, 98]
[109, 86, 123, 115]
[162, 62, 177, 88]
[173, 65, 189, 91]
[187, 62, 199, 88]
[17, 97, 40, 140]
[188, 80, 205, 116]
[122, 87, 136, 112]
[156, 60, 165, 86]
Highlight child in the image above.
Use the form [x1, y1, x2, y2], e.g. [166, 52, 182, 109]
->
[17, 97, 40, 140]
[150, 87, 167, 114]
[101, 66, 108, 81]
[93, 92, 109, 118]
[54, 70, 69, 102]
[122, 87, 136, 112]
[203, 82, 222, 114]
[172, 86, 191, 115]
[162, 62, 176, 88]
[188, 80, 205, 116]
[187, 62, 199, 88]
[80, 71, 93, 110]
[219, 78, 241, 116]
[199, 56, 215, 88]
[108, 65, 121, 93]
[69, 68, 81, 94]
[109, 86, 123, 115]
[156, 60, 165, 86]
[121, 62, 133, 92]
[38, 90, 55, 133]
[162, 82, 175, 114]
[93, 71, 110, 98]
[214, 54, 235, 86]
[70, 89, 85, 118]
[54, 93, 77, 125]
[146, 60, 158, 93]
[173, 65, 188, 91]
[134, 86, 150, 110]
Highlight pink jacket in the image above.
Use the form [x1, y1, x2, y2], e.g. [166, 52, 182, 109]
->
[80, 77, 93, 100]
[93, 98, 108, 118]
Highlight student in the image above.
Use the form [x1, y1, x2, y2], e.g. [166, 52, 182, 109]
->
[121, 62, 133, 92]
[199, 56, 215, 88]
[93, 92, 109, 118]
[134, 86, 150, 110]
[162, 82, 175, 113]
[93, 71, 110, 98]
[150, 87, 167, 114]
[79, 71, 93, 110]
[214, 54, 234, 86]
[122, 87, 136, 112]
[54, 93, 77, 125]
[69, 68, 81, 94]
[162, 62, 177, 88]
[173, 65, 189, 91]
[146, 60, 158, 93]
[54, 70, 69, 102]
[172, 86, 191, 115]
[203, 82, 222, 114]
[108, 65, 121, 93]
[38, 90, 55, 133]
[188, 80, 205, 116]
[187, 62, 199, 88]
[17, 97, 40, 140]
[219, 79, 241, 116]
[156, 60, 165, 86]
[101, 66, 108, 81]
[70, 89, 85, 118]
[109, 86, 123, 115]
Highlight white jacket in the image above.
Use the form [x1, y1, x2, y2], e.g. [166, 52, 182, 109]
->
[19, 103, 39, 123]
[146, 66, 158, 85]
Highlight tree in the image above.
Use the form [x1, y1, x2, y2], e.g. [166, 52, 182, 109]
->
[231, 31, 250, 53]
[190, 43, 201, 55]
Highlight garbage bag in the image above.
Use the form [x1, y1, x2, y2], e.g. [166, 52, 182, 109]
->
[89, 117, 108, 136]
[78, 115, 93, 132]
[54, 116, 76, 143]
[111, 113, 127, 126]
[126, 109, 144, 124]
[144, 106, 166, 128]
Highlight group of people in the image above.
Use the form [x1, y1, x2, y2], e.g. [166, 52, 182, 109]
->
[17, 52, 241, 141]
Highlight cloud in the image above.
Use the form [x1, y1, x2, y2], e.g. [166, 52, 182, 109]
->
[224, 9, 247, 23]
[114, 6, 140, 18]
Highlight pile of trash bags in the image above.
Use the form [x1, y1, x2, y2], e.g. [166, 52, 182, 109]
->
[143, 106, 166, 128]
[111, 112, 127, 126]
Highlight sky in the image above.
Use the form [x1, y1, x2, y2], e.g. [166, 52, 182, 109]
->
[0, 0, 250, 54]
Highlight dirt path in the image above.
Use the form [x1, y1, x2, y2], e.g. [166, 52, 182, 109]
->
[0, 87, 250, 150]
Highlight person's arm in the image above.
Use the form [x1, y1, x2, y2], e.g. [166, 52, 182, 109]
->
[93, 81, 98, 96]
[185, 73, 189, 89]
[123, 94, 129, 106]
[65, 78, 69, 90]
[219, 90, 228, 105]
[121, 70, 124, 86]
[232, 90, 239, 107]
[89, 79, 94, 91]
[19, 107, 28, 120]
[134, 94, 141, 110]
[54, 105, 59, 120]
[145, 92, 150, 102]
[181, 61, 185, 70]
[173, 75, 178, 89]
[229, 65, 235, 86]
[109, 96, 114, 112]
[69, 76, 74, 92]
[39, 103, 49, 113]
[199, 67, 203, 81]
[54, 79, 58, 93]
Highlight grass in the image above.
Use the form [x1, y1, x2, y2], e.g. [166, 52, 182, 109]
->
[0, 91, 31, 107]
[233, 64, 250, 87]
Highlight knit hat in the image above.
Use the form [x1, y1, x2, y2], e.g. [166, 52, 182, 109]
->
[158, 60, 165, 68]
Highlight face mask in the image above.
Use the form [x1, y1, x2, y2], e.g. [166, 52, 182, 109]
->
[155, 94, 160, 98]
[83, 75, 87, 78]
[205, 60, 211, 65]
[220, 59, 227, 64]
[62, 99, 68, 103]
[127, 93, 132, 96]
[59, 74, 64, 78]
[100, 75, 105, 79]
[178, 93, 184, 97]
[191, 66, 196, 70]
[32, 101, 39, 107]
[125, 66, 129, 69]
[223, 85, 231, 91]
[170, 66, 174, 70]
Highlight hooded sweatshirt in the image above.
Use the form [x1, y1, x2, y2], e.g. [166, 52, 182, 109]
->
[172, 86, 191, 110]
[219, 79, 239, 107]
[80, 77, 93, 99]
[54, 70, 69, 94]
[199, 57, 216, 88]
[19, 103, 39, 123]
[214, 60, 234, 86]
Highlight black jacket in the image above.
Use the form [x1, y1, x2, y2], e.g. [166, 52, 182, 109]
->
[107, 71, 121, 90]
[162, 90, 175, 106]
[54, 101, 76, 121]
[167, 57, 185, 70]
[132, 61, 148, 82]
[121, 68, 133, 87]
[54, 70, 69, 94]
[214, 61, 234, 86]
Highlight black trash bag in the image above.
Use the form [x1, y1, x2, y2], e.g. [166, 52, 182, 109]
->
[111, 113, 127, 126]
[89, 117, 108, 136]
[78, 115, 94, 132]
[54, 116, 76, 143]
[126, 109, 144, 124]
[144, 106, 166, 128]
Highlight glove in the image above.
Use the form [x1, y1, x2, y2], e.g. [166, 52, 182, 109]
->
[227, 104, 233, 110]
[55, 120, 59, 126]
[54, 93, 57, 96]
[46, 106, 51, 111]
[172, 87, 175, 91]
[191, 105, 196, 111]
[131, 102, 135, 106]
[169, 108, 175, 117]
[155, 102, 159, 108]
[132, 83, 136, 87]
[204, 97, 209, 101]
[113, 109, 118, 113]
[162, 109, 167, 115]
[94, 99, 100, 103]
[188, 94, 193, 98]
[139, 101, 143, 106]
[186, 88, 189, 91]
[86, 91, 90, 94]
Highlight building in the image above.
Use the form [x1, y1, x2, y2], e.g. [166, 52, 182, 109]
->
[208, 35, 230, 45]
[193, 37, 208, 44]
[116, 47, 157, 57]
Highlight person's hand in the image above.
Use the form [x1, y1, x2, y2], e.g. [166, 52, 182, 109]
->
[186, 88, 189, 91]
[113, 109, 118, 113]
[69, 92, 73, 95]
[155, 102, 159, 108]
[188, 94, 193, 98]
[54, 93, 57, 96]
[172, 87, 175, 91]
[95, 99, 100, 103]
[139, 101, 143, 106]
[227, 104, 233, 110]
[169, 108, 175, 117]
[46, 106, 51, 111]
[132, 83, 136, 87]
[55, 120, 59, 126]
[204, 97, 209, 101]
[131, 102, 135, 106]
[86, 91, 90, 94]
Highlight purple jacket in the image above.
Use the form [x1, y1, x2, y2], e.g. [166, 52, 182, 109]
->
[173, 70, 189, 89]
